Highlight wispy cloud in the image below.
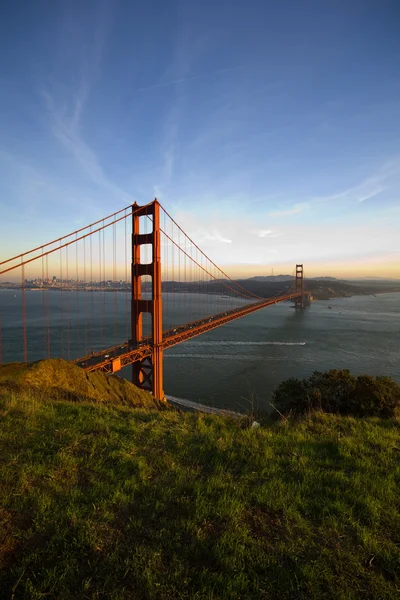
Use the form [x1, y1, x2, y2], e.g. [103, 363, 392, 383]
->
[42, 89, 128, 200]
[0, 148, 101, 228]
[40, 2, 131, 203]
[268, 203, 310, 218]
[192, 229, 232, 244]
[318, 179, 386, 205]
[266, 159, 399, 219]
[170, 204, 400, 278]
[316, 159, 399, 205]
[138, 75, 202, 92]
[212, 231, 232, 244]
[257, 229, 281, 238]
[137, 65, 243, 93]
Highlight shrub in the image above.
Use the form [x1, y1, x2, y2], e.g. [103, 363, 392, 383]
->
[350, 375, 400, 417]
[273, 369, 400, 418]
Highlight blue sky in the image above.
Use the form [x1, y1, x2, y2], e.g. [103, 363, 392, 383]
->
[0, 0, 399, 277]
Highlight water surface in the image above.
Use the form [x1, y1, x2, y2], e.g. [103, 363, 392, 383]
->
[0, 290, 398, 411]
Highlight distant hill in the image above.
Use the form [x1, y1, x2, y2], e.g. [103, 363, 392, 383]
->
[235, 277, 400, 300]
[246, 275, 293, 282]
[307, 276, 338, 281]
[245, 275, 339, 282]
[347, 277, 400, 282]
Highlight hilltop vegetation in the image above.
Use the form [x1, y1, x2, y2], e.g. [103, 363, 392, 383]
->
[0, 359, 167, 410]
[273, 369, 400, 419]
[1, 370, 400, 599]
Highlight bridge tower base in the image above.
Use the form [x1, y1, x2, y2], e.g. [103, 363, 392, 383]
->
[131, 200, 164, 400]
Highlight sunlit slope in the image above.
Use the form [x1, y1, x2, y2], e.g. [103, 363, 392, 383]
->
[0, 358, 166, 409]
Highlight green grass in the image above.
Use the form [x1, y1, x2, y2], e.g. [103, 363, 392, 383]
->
[1, 390, 400, 599]
[0, 359, 165, 409]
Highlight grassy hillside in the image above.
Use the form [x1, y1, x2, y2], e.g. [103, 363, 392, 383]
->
[1, 389, 400, 599]
[0, 359, 166, 409]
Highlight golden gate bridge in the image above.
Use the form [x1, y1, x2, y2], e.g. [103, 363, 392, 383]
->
[0, 199, 311, 400]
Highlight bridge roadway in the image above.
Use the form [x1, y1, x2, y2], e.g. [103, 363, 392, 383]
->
[74, 292, 302, 374]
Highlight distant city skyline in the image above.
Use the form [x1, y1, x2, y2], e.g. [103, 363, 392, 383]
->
[0, 1, 399, 279]
[2, 263, 399, 285]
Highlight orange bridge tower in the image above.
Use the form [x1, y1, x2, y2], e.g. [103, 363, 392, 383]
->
[294, 264, 312, 308]
[131, 200, 164, 399]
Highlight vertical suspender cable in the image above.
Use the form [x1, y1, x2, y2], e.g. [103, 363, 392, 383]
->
[60, 243, 65, 358]
[83, 237, 87, 354]
[75, 234, 80, 354]
[102, 225, 106, 346]
[184, 236, 187, 323]
[164, 209, 167, 330]
[99, 227, 103, 350]
[172, 220, 174, 328]
[66, 245, 70, 360]
[46, 255, 50, 357]
[125, 210, 128, 341]
[21, 260, 27, 362]
[42, 250, 45, 358]
[113, 216, 117, 346]
[90, 226, 93, 352]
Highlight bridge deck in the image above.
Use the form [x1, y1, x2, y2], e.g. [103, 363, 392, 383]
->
[74, 292, 302, 374]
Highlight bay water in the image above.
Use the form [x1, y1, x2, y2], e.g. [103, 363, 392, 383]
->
[0, 290, 398, 412]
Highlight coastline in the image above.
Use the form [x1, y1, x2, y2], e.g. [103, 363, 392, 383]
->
[313, 289, 400, 301]
[166, 395, 242, 417]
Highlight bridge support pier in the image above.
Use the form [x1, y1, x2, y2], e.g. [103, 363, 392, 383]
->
[131, 199, 164, 400]
[294, 292, 312, 309]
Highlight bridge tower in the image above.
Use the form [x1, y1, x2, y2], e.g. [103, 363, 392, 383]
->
[294, 264, 305, 309]
[294, 264, 312, 308]
[131, 199, 164, 400]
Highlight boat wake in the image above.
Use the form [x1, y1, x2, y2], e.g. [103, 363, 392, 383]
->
[165, 354, 290, 361]
[183, 341, 306, 346]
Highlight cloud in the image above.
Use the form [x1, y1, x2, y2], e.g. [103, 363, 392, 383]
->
[213, 231, 232, 244]
[268, 203, 310, 218]
[169, 205, 400, 277]
[39, 2, 131, 204]
[138, 75, 202, 92]
[319, 180, 386, 205]
[41, 87, 131, 204]
[163, 145, 175, 182]
[357, 188, 386, 203]
[257, 229, 281, 238]
[316, 159, 399, 206]
[191, 229, 232, 244]
[0, 148, 106, 235]
[263, 159, 399, 221]
[137, 65, 244, 93]
[43, 91, 116, 191]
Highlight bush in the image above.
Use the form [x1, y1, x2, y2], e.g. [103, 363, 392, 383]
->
[351, 375, 400, 417]
[273, 369, 400, 418]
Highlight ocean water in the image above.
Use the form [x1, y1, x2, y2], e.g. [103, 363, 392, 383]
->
[0, 290, 399, 411]
[162, 293, 400, 411]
